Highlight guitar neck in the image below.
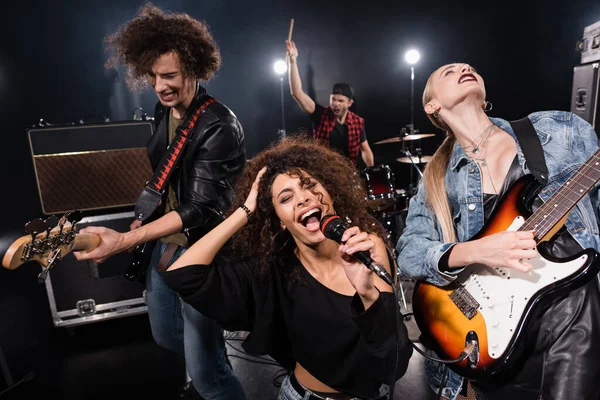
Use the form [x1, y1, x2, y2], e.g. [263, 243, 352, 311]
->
[72, 233, 101, 252]
[521, 148, 600, 240]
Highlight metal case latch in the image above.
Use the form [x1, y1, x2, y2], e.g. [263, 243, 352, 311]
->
[76, 299, 97, 316]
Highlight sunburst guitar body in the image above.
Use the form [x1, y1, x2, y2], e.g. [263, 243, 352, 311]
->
[413, 163, 600, 382]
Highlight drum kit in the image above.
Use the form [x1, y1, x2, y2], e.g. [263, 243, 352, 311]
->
[361, 127, 436, 245]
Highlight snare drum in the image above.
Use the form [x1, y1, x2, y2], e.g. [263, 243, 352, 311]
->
[362, 165, 396, 211]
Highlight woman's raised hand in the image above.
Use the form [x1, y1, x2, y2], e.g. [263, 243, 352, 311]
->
[244, 166, 267, 213]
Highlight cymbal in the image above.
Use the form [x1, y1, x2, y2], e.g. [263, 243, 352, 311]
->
[374, 133, 436, 144]
[396, 155, 433, 164]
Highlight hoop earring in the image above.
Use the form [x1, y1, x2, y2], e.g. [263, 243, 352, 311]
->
[272, 228, 291, 252]
[433, 110, 440, 118]
[484, 101, 493, 112]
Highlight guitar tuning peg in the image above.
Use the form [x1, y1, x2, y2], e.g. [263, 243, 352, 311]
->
[25, 218, 48, 241]
[58, 212, 68, 234]
[66, 210, 83, 231]
[45, 215, 58, 227]
[44, 215, 59, 236]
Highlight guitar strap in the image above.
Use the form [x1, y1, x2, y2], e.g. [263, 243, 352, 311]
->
[134, 94, 217, 221]
[509, 117, 549, 186]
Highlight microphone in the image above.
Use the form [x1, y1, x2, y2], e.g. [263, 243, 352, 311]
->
[320, 214, 394, 286]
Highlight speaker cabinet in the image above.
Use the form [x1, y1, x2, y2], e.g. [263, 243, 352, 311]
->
[27, 121, 154, 215]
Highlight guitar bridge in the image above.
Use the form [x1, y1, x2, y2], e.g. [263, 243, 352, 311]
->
[449, 285, 480, 319]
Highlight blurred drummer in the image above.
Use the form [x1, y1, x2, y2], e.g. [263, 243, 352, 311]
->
[286, 39, 375, 167]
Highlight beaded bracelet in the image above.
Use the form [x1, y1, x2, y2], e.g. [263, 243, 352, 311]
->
[240, 204, 252, 220]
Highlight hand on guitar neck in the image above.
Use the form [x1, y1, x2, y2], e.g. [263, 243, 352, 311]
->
[73, 210, 183, 264]
[72, 226, 131, 264]
[3, 209, 185, 277]
[2, 211, 101, 277]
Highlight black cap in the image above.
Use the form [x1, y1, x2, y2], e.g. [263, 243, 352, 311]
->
[332, 82, 354, 100]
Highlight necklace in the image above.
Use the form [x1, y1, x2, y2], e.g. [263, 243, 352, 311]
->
[463, 123, 499, 194]
[482, 163, 499, 194]
[462, 123, 495, 164]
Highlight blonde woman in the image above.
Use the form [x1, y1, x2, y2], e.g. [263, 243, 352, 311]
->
[397, 63, 600, 399]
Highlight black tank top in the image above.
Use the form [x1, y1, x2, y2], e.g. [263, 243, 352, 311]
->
[282, 253, 393, 397]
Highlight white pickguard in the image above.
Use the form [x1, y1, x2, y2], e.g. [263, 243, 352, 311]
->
[456, 216, 589, 359]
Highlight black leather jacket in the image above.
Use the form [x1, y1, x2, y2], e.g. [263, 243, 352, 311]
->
[147, 84, 246, 245]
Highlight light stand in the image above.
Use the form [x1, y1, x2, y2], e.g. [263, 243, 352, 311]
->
[404, 49, 420, 131]
[410, 65, 415, 131]
[279, 76, 286, 139]
[273, 59, 288, 141]
[403, 49, 421, 193]
[399, 128, 424, 180]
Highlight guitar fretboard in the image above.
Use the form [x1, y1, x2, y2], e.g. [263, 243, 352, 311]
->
[520, 149, 600, 240]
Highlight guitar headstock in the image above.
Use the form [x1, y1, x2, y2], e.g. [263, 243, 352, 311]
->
[2, 210, 99, 272]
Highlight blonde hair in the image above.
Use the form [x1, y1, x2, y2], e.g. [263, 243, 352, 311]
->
[421, 71, 457, 243]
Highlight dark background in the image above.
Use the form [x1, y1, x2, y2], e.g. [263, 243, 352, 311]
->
[0, 0, 599, 395]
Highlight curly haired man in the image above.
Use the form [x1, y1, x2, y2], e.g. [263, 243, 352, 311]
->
[74, 4, 247, 399]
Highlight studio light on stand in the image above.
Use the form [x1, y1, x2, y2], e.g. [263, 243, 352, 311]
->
[403, 48, 422, 193]
[273, 59, 288, 141]
[404, 49, 420, 133]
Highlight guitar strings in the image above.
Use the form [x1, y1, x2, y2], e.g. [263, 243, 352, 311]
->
[527, 169, 596, 235]
[520, 152, 600, 236]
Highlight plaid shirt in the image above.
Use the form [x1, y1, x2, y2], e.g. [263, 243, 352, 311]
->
[313, 106, 364, 163]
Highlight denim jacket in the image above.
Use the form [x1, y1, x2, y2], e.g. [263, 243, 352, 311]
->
[396, 111, 600, 398]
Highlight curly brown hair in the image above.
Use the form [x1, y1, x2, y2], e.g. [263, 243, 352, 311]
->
[104, 2, 221, 90]
[230, 135, 389, 278]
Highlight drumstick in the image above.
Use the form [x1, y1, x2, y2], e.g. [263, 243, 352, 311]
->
[288, 18, 294, 41]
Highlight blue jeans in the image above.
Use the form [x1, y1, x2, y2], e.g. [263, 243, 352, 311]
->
[145, 242, 247, 400]
[277, 375, 388, 400]
[278, 375, 305, 400]
[423, 356, 464, 400]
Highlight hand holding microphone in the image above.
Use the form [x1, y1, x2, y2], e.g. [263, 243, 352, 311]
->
[320, 214, 394, 287]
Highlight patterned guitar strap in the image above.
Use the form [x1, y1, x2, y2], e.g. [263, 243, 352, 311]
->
[134, 94, 217, 222]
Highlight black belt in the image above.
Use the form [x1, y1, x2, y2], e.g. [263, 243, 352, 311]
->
[288, 373, 389, 400]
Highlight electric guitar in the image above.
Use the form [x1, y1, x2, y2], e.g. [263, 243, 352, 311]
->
[2, 210, 100, 282]
[413, 149, 600, 382]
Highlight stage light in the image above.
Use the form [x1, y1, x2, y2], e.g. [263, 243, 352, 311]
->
[404, 49, 420, 65]
[403, 49, 421, 134]
[273, 59, 287, 75]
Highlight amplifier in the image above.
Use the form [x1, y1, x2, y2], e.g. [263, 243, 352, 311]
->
[27, 121, 154, 215]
